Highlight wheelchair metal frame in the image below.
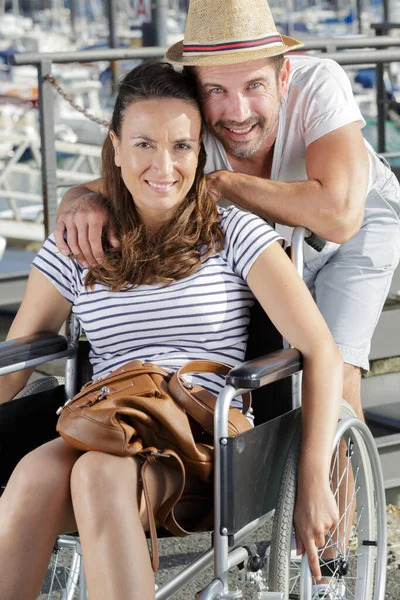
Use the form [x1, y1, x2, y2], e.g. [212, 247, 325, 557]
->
[0, 227, 388, 600]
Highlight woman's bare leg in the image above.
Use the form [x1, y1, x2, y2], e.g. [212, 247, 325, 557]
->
[70, 452, 182, 600]
[0, 438, 81, 600]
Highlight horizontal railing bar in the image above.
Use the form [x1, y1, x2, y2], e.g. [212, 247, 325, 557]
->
[9, 38, 400, 67]
[304, 35, 400, 50]
[10, 46, 166, 66]
[318, 48, 400, 65]
[381, 152, 400, 158]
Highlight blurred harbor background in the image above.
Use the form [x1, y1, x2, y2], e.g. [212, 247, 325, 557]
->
[0, 1, 399, 596]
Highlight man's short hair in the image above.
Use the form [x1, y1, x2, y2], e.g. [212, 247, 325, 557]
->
[268, 55, 285, 79]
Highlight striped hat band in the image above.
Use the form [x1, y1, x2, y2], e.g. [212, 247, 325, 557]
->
[182, 33, 283, 56]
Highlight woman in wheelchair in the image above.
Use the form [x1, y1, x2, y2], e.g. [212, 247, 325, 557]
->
[0, 62, 343, 600]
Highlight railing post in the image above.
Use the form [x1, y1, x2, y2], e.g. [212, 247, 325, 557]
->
[70, 0, 80, 34]
[142, 0, 169, 47]
[370, 23, 400, 154]
[105, 0, 120, 85]
[374, 25, 387, 153]
[38, 59, 58, 238]
[383, 0, 390, 22]
[356, 0, 363, 34]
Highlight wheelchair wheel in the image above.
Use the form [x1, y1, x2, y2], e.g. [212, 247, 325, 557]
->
[38, 535, 84, 600]
[268, 408, 387, 600]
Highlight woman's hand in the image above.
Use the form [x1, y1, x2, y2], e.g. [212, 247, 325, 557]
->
[294, 481, 339, 581]
[54, 190, 119, 267]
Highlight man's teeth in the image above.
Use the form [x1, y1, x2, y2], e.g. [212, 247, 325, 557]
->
[148, 182, 174, 189]
[229, 126, 253, 134]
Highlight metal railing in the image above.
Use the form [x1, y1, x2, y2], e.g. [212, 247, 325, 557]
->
[10, 46, 166, 236]
[8, 36, 400, 236]
[0, 131, 101, 241]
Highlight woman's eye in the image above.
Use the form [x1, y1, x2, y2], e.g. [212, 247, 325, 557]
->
[210, 88, 224, 94]
[136, 142, 151, 149]
[175, 143, 191, 151]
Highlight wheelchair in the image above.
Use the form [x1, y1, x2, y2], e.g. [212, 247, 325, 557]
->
[0, 227, 387, 600]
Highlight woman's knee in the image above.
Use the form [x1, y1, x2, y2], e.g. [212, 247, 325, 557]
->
[1, 438, 80, 517]
[70, 452, 141, 506]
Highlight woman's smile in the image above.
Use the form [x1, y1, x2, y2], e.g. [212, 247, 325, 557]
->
[145, 180, 177, 193]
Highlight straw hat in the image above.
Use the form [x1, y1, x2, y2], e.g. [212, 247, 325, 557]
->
[165, 0, 303, 67]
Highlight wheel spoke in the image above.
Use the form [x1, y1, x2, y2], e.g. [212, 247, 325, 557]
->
[269, 419, 384, 600]
[46, 550, 60, 597]
[39, 541, 82, 599]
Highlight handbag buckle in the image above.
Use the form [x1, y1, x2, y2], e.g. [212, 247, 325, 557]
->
[180, 376, 193, 390]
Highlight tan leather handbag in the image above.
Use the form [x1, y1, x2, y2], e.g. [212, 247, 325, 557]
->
[56, 359, 251, 569]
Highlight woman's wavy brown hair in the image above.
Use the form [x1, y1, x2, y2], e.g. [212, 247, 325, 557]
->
[86, 62, 224, 291]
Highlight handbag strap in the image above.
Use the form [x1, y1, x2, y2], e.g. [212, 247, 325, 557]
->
[140, 448, 215, 572]
[168, 360, 252, 435]
[139, 448, 187, 572]
[139, 455, 160, 571]
[155, 452, 213, 537]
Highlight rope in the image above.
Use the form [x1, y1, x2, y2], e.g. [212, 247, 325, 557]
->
[44, 74, 109, 127]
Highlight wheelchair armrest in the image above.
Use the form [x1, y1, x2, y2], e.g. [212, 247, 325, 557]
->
[226, 348, 302, 389]
[0, 333, 74, 376]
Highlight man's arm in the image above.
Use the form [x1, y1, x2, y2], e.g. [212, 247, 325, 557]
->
[55, 178, 119, 267]
[208, 122, 369, 244]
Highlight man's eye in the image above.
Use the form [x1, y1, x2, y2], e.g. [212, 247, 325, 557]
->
[175, 143, 191, 150]
[210, 88, 224, 94]
[248, 82, 261, 89]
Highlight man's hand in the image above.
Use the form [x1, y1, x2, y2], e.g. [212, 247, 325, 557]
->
[54, 191, 119, 267]
[293, 481, 339, 581]
[206, 171, 226, 203]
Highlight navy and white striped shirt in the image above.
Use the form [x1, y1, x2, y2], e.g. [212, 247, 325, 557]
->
[33, 206, 281, 406]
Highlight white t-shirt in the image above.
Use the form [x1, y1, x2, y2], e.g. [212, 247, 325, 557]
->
[203, 54, 388, 259]
[32, 206, 282, 407]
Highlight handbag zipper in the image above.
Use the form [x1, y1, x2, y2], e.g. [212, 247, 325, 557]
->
[56, 377, 157, 415]
[88, 386, 111, 406]
[56, 386, 110, 414]
[96, 386, 110, 401]
[56, 398, 73, 415]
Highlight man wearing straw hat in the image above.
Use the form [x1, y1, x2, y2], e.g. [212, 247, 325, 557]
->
[54, 0, 399, 586]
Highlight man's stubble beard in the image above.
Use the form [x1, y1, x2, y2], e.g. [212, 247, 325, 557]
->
[224, 130, 270, 159]
[211, 118, 274, 159]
